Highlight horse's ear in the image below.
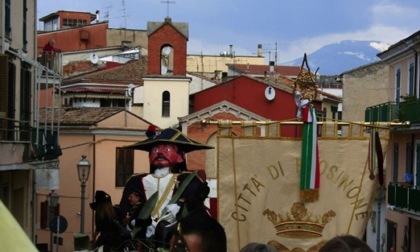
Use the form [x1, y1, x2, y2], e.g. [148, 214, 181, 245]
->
[196, 170, 206, 182]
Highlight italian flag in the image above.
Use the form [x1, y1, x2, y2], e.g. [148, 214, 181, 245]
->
[300, 104, 320, 202]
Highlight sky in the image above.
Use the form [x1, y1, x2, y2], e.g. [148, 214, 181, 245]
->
[37, 0, 420, 63]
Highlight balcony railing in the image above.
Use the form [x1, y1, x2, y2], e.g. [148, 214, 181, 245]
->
[388, 182, 420, 215]
[365, 102, 398, 123]
[37, 52, 62, 75]
[366, 99, 420, 124]
[399, 98, 420, 124]
[0, 116, 31, 142]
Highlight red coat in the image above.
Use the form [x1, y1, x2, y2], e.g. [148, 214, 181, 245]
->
[43, 43, 58, 53]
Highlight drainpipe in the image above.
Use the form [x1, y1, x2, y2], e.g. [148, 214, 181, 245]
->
[91, 134, 96, 237]
[1, 1, 4, 53]
[414, 49, 418, 96]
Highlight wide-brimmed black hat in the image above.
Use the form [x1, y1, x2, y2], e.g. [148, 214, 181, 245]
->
[125, 128, 214, 153]
[90, 190, 112, 210]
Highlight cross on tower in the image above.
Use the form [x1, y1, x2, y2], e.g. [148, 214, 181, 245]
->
[161, 0, 176, 17]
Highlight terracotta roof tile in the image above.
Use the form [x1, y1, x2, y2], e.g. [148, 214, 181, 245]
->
[40, 107, 125, 125]
[63, 58, 148, 85]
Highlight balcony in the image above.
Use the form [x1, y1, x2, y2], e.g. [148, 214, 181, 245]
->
[365, 99, 420, 125]
[399, 98, 420, 124]
[365, 102, 398, 123]
[387, 182, 420, 217]
[0, 116, 30, 142]
[37, 52, 62, 75]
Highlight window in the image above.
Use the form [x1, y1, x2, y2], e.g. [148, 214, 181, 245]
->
[116, 148, 134, 187]
[408, 61, 415, 96]
[415, 141, 420, 187]
[5, 58, 16, 140]
[5, 0, 11, 37]
[22, 0, 27, 49]
[406, 143, 412, 175]
[20, 63, 31, 141]
[395, 67, 401, 103]
[386, 221, 397, 252]
[40, 201, 60, 229]
[100, 99, 125, 107]
[63, 18, 87, 29]
[392, 143, 399, 182]
[0, 55, 9, 140]
[162, 91, 170, 117]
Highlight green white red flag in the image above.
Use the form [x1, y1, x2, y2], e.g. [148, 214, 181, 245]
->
[300, 104, 320, 201]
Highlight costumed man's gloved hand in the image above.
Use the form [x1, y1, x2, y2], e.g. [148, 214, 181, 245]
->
[159, 203, 180, 228]
[154, 204, 181, 250]
[146, 219, 157, 238]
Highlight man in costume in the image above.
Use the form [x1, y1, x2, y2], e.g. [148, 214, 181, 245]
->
[119, 127, 214, 249]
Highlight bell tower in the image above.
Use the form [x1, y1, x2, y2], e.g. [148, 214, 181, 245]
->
[142, 17, 191, 128]
[147, 17, 188, 76]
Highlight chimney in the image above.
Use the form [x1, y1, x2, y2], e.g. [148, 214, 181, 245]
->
[258, 44, 262, 57]
[96, 10, 100, 23]
[269, 61, 275, 73]
[229, 45, 234, 58]
[214, 70, 222, 81]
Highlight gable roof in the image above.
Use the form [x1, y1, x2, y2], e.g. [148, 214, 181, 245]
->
[63, 58, 147, 85]
[227, 64, 301, 78]
[193, 75, 294, 96]
[147, 17, 189, 39]
[40, 107, 126, 125]
[179, 100, 268, 125]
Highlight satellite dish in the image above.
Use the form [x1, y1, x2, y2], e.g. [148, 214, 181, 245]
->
[89, 53, 99, 64]
[265, 86, 275, 101]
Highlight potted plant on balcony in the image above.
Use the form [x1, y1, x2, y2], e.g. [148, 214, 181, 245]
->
[398, 94, 418, 122]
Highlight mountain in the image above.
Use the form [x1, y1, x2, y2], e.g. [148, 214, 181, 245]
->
[282, 40, 390, 76]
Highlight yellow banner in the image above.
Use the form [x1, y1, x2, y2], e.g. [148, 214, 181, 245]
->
[217, 136, 380, 252]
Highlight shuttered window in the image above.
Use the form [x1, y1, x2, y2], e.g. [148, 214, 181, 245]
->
[115, 148, 134, 187]
[0, 55, 8, 139]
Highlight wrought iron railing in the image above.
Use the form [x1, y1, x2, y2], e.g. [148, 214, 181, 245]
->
[0, 117, 31, 142]
[399, 98, 420, 124]
[37, 52, 62, 75]
[388, 182, 420, 213]
[365, 102, 398, 123]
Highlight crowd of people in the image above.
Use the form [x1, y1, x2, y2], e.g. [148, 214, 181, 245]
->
[88, 126, 373, 252]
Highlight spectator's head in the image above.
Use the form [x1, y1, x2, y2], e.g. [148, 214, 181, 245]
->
[127, 187, 145, 206]
[89, 190, 112, 210]
[240, 242, 277, 252]
[319, 235, 373, 252]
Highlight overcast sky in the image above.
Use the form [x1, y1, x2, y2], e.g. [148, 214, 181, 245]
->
[37, 0, 420, 63]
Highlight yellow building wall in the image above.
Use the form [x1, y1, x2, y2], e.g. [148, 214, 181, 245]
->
[186, 55, 265, 75]
[143, 78, 190, 129]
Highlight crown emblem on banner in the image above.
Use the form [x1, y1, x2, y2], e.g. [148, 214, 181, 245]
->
[263, 202, 336, 239]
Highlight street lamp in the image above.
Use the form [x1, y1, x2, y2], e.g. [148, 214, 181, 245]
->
[47, 190, 59, 252]
[77, 155, 91, 234]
